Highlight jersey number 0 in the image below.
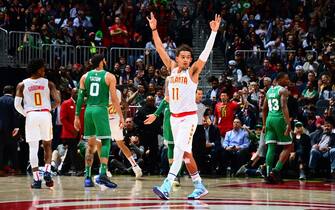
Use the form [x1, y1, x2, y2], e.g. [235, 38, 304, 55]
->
[89, 83, 100, 96]
[34, 92, 42, 106]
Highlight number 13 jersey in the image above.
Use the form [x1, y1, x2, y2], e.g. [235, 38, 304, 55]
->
[168, 67, 197, 114]
[266, 85, 285, 117]
[23, 78, 51, 112]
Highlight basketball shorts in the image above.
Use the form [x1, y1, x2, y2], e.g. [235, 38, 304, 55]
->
[265, 116, 292, 145]
[109, 114, 124, 141]
[84, 106, 111, 139]
[170, 114, 197, 153]
[25, 111, 52, 142]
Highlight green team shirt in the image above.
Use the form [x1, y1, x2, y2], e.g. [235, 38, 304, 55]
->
[266, 85, 284, 117]
[85, 70, 109, 107]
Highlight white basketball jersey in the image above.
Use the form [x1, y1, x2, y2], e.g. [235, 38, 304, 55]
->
[168, 67, 197, 113]
[23, 78, 51, 112]
[108, 89, 122, 117]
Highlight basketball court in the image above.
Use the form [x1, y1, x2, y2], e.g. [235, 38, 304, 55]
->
[0, 176, 334, 209]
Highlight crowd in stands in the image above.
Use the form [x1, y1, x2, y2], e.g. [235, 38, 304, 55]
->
[0, 0, 334, 181]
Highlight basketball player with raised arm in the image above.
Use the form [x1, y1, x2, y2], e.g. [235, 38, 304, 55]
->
[147, 12, 221, 200]
[74, 54, 124, 188]
[14, 59, 61, 188]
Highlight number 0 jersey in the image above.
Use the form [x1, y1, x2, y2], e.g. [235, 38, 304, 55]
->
[85, 70, 109, 107]
[168, 67, 197, 114]
[23, 78, 51, 113]
[23, 78, 51, 112]
[266, 85, 284, 117]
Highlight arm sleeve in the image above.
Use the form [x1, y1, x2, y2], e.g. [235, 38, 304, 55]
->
[14, 97, 26, 117]
[75, 89, 85, 116]
[199, 31, 217, 62]
[154, 99, 168, 117]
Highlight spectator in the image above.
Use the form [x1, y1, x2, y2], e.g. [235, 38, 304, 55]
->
[112, 62, 122, 84]
[257, 58, 275, 79]
[192, 89, 207, 173]
[172, 2, 198, 46]
[110, 135, 144, 174]
[119, 65, 134, 85]
[214, 91, 241, 137]
[300, 81, 318, 105]
[109, 16, 128, 47]
[134, 96, 161, 174]
[203, 114, 221, 174]
[220, 118, 250, 175]
[228, 60, 243, 87]
[205, 76, 219, 105]
[309, 117, 335, 179]
[289, 122, 311, 180]
[145, 65, 155, 84]
[318, 74, 333, 100]
[123, 117, 140, 145]
[59, 88, 84, 175]
[163, 36, 176, 59]
[264, 36, 285, 58]
[303, 54, 319, 73]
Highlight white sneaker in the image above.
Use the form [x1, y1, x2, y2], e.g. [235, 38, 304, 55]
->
[132, 165, 142, 179]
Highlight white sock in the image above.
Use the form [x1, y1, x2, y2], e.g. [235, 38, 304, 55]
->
[190, 171, 202, 183]
[45, 164, 51, 173]
[127, 156, 137, 167]
[33, 171, 41, 181]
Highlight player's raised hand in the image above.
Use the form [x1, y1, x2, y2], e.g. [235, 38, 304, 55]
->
[209, 14, 221, 32]
[146, 12, 157, 30]
[144, 114, 157, 124]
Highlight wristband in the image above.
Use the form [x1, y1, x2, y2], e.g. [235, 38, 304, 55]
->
[152, 28, 157, 31]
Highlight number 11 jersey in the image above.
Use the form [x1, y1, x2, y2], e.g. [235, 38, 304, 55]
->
[168, 67, 197, 114]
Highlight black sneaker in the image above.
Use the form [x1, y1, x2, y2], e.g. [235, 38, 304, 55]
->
[31, 180, 42, 189]
[264, 176, 274, 184]
[44, 171, 54, 187]
[270, 170, 283, 184]
[95, 175, 117, 188]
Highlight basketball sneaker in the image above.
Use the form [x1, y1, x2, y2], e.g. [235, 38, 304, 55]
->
[95, 175, 118, 188]
[153, 178, 172, 200]
[187, 181, 208, 200]
[43, 171, 54, 187]
[270, 170, 283, 184]
[84, 177, 94, 187]
[31, 180, 42, 189]
[235, 164, 248, 177]
[132, 165, 142, 179]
